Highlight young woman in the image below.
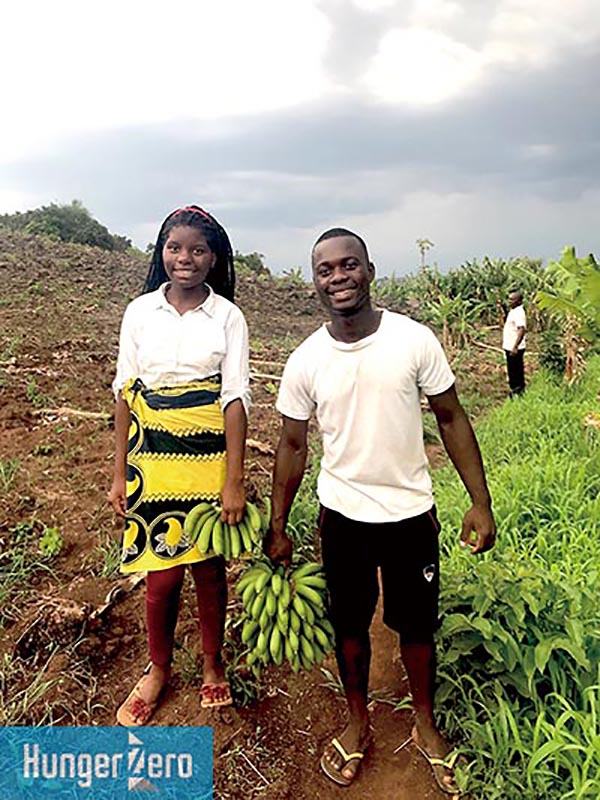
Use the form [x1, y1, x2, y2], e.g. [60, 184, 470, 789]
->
[108, 205, 250, 724]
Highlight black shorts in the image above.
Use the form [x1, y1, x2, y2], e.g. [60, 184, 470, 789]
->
[319, 505, 441, 644]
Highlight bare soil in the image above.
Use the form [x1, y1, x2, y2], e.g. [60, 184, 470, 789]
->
[0, 230, 512, 798]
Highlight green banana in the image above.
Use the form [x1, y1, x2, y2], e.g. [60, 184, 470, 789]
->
[296, 575, 327, 590]
[300, 636, 315, 662]
[183, 502, 214, 537]
[269, 625, 282, 664]
[222, 522, 231, 560]
[291, 562, 323, 580]
[251, 591, 266, 621]
[226, 524, 239, 558]
[276, 607, 289, 633]
[212, 518, 224, 555]
[288, 628, 299, 653]
[245, 501, 262, 533]
[254, 569, 272, 594]
[242, 582, 256, 607]
[279, 579, 291, 609]
[303, 601, 316, 626]
[271, 572, 282, 596]
[295, 583, 325, 609]
[284, 638, 295, 663]
[258, 604, 271, 631]
[299, 651, 314, 671]
[237, 519, 253, 553]
[197, 513, 218, 553]
[236, 569, 258, 594]
[265, 587, 277, 617]
[289, 608, 301, 633]
[257, 630, 268, 655]
[242, 619, 259, 644]
[302, 622, 315, 642]
[312, 641, 326, 665]
[314, 625, 331, 649]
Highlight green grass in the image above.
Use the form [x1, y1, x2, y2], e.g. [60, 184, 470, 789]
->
[0, 458, 19, 494]
[434, 357, 600, 798]
[0, 521, 59, 625]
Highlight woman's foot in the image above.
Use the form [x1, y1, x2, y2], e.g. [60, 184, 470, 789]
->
[199, 652, 232, 708]
[320, 719, 372, 786]
[202, 652, 226, 685]
[116, 663, 170, 726]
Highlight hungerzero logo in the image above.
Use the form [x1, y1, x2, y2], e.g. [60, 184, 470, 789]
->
[22, 731, 194, 791]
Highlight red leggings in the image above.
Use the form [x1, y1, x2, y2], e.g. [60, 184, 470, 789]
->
[145, 557, 227, 668]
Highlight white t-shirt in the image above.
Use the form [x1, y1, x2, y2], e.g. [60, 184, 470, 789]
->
[113, 284, 251, 413]
[276, 310, 455, 523]
[502, 305, 527, 351]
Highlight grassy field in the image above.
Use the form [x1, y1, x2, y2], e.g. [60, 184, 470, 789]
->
[434, 358, 600, 798]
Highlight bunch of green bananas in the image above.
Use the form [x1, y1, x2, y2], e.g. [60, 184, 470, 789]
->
[183, 501, 263, 560]
[236, 560, 335, 675]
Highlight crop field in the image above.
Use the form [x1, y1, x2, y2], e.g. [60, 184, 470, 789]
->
[0, 226, 598, 799]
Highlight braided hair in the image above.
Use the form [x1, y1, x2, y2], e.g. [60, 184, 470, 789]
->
[144, 206, 236, 302]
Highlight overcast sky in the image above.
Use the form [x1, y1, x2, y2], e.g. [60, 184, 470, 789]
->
[2, 0, 599, 275]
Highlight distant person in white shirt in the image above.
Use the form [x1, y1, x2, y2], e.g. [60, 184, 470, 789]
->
[265, 227, 496, 794]
[502, 290, 527, 396]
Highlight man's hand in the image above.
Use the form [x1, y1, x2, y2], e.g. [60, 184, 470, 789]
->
[107, 477, 127, 518]
[460, 505, 496, 554]
[264, 527, 293, 567]
[221, 477, 246, 526]
[511, 346, 518, 356]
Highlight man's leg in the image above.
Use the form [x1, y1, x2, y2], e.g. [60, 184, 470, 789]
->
[320, 508, 378, 783]
[401, 642, 458, 792]
[506, 350, 525, 396]
[513, 349, 525, 394]
[382, 508, 459, 793]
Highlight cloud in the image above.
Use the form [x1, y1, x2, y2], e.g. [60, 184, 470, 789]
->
[2, 1, 599, 273]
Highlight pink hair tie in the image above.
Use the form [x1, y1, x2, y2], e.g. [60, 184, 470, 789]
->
[171, 206, 212, 220]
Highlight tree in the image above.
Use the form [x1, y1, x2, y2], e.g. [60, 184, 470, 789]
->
[535, 246, 600, 382]
[0, 200, 131, 252]
[234, 251, 270, 276]
[416, 238, 435, 269]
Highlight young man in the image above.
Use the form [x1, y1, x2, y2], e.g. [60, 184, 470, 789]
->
[265, 228, 496, 794]
[503, 290, 527, 396]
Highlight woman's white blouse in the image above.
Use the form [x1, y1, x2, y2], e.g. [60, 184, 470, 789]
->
[113, 284, 251, 413]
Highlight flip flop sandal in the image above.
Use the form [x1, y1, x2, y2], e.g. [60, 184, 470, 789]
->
[116, 663, 167, 727]
[400, 736, 461, 796]
[200, 681, 233, 709]
[320, 736, 371, 787]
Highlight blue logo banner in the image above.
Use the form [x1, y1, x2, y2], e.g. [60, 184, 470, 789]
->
[0, 726, 213, 799]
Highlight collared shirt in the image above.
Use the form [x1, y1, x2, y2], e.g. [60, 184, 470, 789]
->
[113, 284, 250, 413]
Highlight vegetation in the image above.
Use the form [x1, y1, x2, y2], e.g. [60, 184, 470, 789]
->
[535, 246, 600, 383]
[0, 200, 132, 252]
[434, 358, 600, 798]
[371, 256, 547, 353]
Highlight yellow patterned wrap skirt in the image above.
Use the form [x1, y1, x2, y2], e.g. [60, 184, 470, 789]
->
[119, 376, 226, 573]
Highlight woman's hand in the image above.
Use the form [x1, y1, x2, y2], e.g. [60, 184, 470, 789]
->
[220, 477, 246, 525]
[107, 476, 127, 518]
